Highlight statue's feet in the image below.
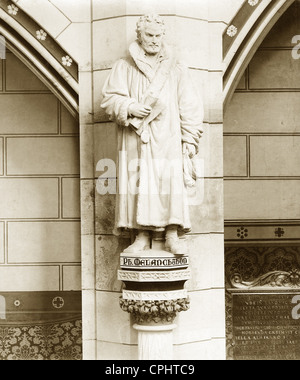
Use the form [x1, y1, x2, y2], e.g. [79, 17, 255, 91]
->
[123, 232, 151, 253]
[165, 236, 188, 256]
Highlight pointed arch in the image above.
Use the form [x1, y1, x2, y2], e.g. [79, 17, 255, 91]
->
[0, 1, 79, 117]
[223, 0, 296, 111]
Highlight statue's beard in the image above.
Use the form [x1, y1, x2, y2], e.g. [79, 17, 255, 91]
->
[145, 46, 160, 55]
[140, 41, 161, 55]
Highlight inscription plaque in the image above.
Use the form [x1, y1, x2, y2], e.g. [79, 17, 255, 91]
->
[232, 291, 300, 360]
[120, 254, 189, 270]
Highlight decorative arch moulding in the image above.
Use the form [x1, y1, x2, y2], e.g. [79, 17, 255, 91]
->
[0, 0, 79, 115]
[0, 0, 78, 81]
[223, 0, 262, 59]
[223, 0, 295, 109]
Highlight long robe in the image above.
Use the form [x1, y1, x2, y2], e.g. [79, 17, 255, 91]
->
[101, 41, 203, 235]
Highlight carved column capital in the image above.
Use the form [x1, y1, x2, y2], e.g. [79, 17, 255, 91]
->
[119, 297, 190, 325]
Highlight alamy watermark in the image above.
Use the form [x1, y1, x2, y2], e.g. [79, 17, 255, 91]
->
[96, 153, 205, 206]
[292, 295, 300, 320]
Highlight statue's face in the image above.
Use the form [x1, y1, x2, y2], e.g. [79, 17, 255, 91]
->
[139, 24, 164, 55]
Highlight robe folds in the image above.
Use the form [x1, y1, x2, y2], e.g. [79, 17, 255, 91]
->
[101, 41, 204, 235]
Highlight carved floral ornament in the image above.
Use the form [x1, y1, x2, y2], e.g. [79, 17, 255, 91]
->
[7, 3, 18, 15]
[248, 0, 259, 6]
[120, 298, 190, 325]
[7, 2, 71, 67]
[227, 25, 238, 38]
[231, 269, 300, 289]
[62, 55, 73, 67]
[118, 269, 190, 282]
[36, 29, 47, 41]
[226, 0, 259, 38]
[0, 319, 82, 360]
[3, 1, 78, 81]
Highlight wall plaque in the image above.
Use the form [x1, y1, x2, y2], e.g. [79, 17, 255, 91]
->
[231, 290, 300, 360]
[225, 245, 300, 360]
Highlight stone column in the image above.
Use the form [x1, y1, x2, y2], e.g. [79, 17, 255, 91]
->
[90, 0, 226, 360]
[118, 241, 190, 360]
[133, 324, 177, 360]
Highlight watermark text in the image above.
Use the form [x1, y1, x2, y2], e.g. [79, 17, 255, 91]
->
[96, 153, 205, 206]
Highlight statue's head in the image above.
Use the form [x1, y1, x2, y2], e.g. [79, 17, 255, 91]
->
[136, 14, 166, 55]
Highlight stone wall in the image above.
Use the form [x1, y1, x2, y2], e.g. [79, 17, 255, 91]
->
[224, 1, 300, 222]
[0, 49, 81, 292]
[91, 0, 232, 360]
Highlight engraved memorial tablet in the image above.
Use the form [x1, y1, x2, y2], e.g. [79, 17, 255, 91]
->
[232, 291, 300, 360]
[230, 270, 300, 360]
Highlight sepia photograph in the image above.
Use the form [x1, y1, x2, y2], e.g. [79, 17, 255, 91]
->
[0, 0, 299, 364]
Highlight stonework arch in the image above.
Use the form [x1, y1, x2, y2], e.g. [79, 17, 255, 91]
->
[0, 0, 79, 116]
[223, 0, 296, 110]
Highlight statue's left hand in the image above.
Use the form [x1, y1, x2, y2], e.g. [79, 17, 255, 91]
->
[183, 143, 196, 159]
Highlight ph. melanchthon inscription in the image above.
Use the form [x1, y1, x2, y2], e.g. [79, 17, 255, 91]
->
[232, 292, 300, 360]
[120, 256, 189, 270]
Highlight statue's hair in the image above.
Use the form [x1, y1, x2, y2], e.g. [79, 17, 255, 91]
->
[136, 14, 166, 40]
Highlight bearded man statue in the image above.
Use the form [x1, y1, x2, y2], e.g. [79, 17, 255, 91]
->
[101, 14, 203, 256]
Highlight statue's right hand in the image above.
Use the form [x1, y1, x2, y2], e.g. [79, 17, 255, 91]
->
[128, 103, 152, 118]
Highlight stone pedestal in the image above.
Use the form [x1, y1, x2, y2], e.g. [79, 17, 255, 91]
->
[118, 241, 190, 360]
[133, 324, 177, 360]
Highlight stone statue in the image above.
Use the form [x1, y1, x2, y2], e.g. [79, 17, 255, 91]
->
[101, 14, 203, 256]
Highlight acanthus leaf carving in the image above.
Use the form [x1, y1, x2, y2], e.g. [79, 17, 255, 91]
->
[231, 269, 300, 289]
[119, 298, 190, 325]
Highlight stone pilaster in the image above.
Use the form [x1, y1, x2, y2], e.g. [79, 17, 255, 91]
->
[91, 0, 227, 360]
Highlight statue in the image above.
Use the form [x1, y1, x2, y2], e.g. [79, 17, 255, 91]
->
[101, 14, 203, 256]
